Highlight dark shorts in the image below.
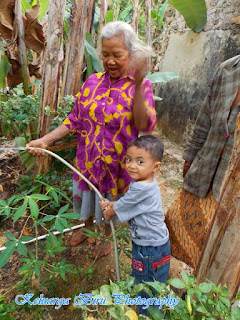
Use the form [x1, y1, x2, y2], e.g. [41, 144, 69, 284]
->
[131, 240, 171, 284]
[131, 240, 171, 315]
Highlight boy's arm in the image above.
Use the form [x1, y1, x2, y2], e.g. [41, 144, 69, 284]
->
[113, 186, 147, 222]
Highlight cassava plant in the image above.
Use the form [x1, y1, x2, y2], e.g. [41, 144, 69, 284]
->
[0, 181, 79, 285]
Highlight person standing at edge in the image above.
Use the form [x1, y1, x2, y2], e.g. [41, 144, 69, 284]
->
[26, 21, 157, 258]
[165, 56, 240, 273]
[183, 55, 240, 202]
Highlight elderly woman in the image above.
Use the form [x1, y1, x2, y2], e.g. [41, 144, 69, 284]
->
[27, 21, 157, 257]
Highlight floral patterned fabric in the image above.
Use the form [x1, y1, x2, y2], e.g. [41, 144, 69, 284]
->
[63, 71, 156, 197]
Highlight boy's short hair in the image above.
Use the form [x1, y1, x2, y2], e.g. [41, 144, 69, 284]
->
[127, 135, 164, 161]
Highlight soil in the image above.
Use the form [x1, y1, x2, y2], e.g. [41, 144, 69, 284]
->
[0, 134, 192, 320]
[0, 140, 25, 201]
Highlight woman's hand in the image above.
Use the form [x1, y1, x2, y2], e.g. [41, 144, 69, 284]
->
[26, 124, 70, 157]
[133, 57, 148, 86]
[26, 138, 49, 156]
[128, 51, 149, 86]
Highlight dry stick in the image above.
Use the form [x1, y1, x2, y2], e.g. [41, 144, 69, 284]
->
[0, 147, 120, 282]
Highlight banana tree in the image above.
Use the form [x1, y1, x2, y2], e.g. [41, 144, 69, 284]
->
[61, 0, 95, 97]
[36, 0, 66, 174]
[15, 0, 31, 95]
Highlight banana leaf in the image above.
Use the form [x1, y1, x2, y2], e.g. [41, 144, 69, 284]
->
[169, 0, 207, 32]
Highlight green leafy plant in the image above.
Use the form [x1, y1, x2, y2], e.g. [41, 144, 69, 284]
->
[0, 184, 78, 284]
[50, 95, 75, 130]
[0, 55, 10, 89]
[115, 224, 131, 259]
[85, 33, 104, 74]
[0, 92, 75, 141]
[0, 92, 40, 139]
[151, 1, 169, 34]
[76, 272, 240, 320]
[146, 72, 179, 84]
[0, 294, 11, 320]
[16, 172, 72, 195]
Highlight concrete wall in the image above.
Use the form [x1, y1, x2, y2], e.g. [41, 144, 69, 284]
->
[156, 0, 240, 143]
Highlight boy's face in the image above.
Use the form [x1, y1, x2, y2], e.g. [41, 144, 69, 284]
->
[125, 146, 161, 183]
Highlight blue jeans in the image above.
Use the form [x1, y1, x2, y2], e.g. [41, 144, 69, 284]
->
[131, 240, 171, 314]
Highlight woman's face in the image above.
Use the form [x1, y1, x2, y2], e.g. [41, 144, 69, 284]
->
[101, 36, 130, 81]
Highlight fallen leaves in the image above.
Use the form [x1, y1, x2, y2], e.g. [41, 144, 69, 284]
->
[0, 0, 45, 86]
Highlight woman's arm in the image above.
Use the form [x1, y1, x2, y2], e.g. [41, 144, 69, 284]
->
[26, 124, 70, 156]
[132, 59, 150, 131]
[132, 83, 149, 131]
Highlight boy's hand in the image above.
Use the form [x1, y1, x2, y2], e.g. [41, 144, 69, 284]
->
[103, 207, 116, 221]
[99, 198, 117, 221]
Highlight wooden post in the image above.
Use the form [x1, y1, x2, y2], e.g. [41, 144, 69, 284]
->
[14, 0, 31, 95]
[61, 0, 95, 97]
[196, 114, 240, 299]
[37, 0, 66, 173]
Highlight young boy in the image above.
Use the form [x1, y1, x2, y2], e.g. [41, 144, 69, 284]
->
[100, 135, 170, 309]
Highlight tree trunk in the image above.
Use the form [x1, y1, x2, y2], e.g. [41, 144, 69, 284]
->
[196, 114, 240, 300]
[132, 0, 139, 34]
[36, 0, 66, 173]
[61, 0, 95, 97]
[99, 0, 109, 32]
[14, 0, 31, 95]
[86, 0, 95, 33]
[145, 0, 151, 46]
[145, 0, 151, 70]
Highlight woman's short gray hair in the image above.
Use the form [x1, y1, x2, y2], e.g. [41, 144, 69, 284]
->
[100, 21, 152, 60]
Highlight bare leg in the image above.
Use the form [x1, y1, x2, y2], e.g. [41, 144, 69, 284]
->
[70, 216, 94, 246]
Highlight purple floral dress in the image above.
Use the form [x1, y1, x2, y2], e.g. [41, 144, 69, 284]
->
[63, 71, 156, 198]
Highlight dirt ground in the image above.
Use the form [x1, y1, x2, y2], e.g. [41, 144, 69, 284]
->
[0, 134, 192, 319]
